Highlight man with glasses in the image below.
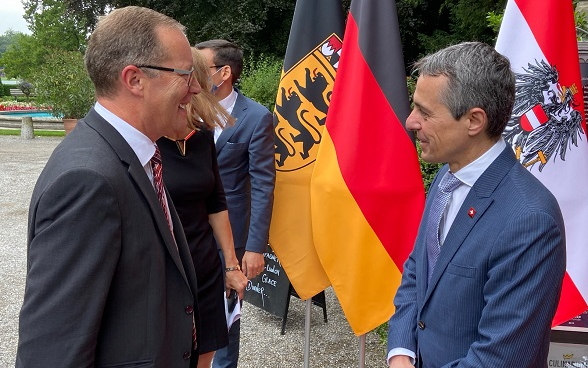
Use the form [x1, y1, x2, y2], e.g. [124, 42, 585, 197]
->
[17, 6, 202, 368]
[195, 39, 275, 368]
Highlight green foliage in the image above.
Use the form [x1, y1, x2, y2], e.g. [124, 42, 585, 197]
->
[32, 49, 95, 119]
[486, 11, 503, 35]
[0, 30, 21, 58]
[397, 0, 507, 68]
[239, 55, 282, 111]
[1, 1, 87, 82]
[0, 33, 47, 81]
[574, 0, 588, 40]
[23, 0, 88, 51]
[80, 0, 296, 60]
[1, 85, 10, 97]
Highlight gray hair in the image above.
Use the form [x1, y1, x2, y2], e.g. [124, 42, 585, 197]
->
[85, 6, 186, 97]
[413, 42, 515, 138]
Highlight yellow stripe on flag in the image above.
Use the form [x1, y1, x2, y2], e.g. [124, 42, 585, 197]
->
[311, 130, 402, 335]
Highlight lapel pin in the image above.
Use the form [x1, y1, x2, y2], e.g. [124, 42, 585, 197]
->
[468, 207, 476, 218]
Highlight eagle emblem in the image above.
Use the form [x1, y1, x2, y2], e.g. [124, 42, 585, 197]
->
[503, 59, 584, 171]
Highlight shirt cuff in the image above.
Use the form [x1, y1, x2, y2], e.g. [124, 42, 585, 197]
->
[387, 348, 416, 366]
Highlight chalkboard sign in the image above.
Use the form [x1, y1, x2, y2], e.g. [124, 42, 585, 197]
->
[244, 246, 290, 318]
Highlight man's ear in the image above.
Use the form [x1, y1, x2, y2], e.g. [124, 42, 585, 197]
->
[120, 65, 145, 96]
[467, 107, 488, 137]
[221, 65, 232, 83]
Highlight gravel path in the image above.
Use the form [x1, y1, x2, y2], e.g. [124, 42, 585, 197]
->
[0, 135, 387, 368]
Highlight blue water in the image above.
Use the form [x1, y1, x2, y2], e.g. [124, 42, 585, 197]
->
[0, 111, 57, 118]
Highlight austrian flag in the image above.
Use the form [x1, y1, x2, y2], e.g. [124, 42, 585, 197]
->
[496, 0, 588, 325]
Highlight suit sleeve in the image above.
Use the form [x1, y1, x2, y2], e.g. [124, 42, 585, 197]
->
[245, 109, 276, 253]
[17, 168, 121, 367]
[446, 210, 565, 368]
[387, 245, 419, 355]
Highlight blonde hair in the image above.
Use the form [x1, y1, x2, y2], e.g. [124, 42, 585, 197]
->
[187, 48, 235, 130]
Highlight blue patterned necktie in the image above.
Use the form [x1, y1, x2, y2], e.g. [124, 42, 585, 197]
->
[426, 171, 462, 281]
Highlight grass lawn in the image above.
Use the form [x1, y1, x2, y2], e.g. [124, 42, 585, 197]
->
[0, 129, 65, 137]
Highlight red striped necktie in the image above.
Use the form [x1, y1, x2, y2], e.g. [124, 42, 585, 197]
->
[150, 145, 197, 350]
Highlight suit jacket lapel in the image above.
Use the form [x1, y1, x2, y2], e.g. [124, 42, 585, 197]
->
[216, 89, 248, 154]
[424, 147, 517, 303]
[83, 109, 190, 284]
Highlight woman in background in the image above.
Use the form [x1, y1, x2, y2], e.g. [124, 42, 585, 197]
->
[158, 47, 248, 368]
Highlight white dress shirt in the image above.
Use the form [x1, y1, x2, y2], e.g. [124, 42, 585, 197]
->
[214, 88, 238, 143]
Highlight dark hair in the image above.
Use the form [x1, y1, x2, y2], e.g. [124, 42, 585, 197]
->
[413, 42, 515, 139]
[194, 39, 243, 83]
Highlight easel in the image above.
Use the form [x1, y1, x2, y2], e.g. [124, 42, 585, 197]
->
[281, 283, 328, 335]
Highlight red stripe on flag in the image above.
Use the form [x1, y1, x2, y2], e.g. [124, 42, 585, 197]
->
[520, 104, 548, 132]
[553, 272, 588, 326]
[326, 13, 424, 270]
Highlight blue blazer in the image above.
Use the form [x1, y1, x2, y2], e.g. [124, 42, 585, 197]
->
[387, 146, 566, 368]
[216, 89, 275, 254]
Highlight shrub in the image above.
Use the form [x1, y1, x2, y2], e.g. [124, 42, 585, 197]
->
[31, 49, 94, 119]
[239, 55, 282, 111]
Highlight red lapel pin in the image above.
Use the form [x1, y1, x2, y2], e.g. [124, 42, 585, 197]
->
[468, 207, 476, 218]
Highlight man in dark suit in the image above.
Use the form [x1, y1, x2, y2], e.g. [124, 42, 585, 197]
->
[387, 42, 566, 368]
[16, 7, 203, 367]
[195, 40, 275, 368]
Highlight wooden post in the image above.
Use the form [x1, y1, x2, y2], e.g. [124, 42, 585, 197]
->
[21, 117, 34, 139]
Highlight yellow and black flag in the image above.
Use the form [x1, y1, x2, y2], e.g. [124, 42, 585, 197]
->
[270, 0, 344, 299]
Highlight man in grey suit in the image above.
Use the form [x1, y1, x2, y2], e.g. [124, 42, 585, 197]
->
[387, 42, 566, 368]
[195, 40, 275, 368]
[17, 7, 203, 367]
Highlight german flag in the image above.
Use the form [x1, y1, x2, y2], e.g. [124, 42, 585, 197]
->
[310, 0, 425, 335]
[270, 0, 345, 299]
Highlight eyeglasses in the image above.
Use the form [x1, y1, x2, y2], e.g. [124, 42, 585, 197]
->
[136, 65, 194, 87]
[209, 65, 225, 70]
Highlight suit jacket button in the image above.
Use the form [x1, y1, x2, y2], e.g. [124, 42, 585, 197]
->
[185, 305, 193, 314]
[418, 321, 426, 330]
[183, 351, 191, 360]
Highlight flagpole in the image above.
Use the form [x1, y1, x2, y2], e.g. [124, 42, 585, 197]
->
[304, 299, 312, 368]
[358, 334, 366, 368]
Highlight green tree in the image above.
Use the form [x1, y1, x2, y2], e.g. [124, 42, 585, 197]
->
[63, 0, 296, 59]
[0, 0, 87, 81]
[0, 33, 46, 81]
[396, 0, 507, 67]
[0, 30, 22, 58]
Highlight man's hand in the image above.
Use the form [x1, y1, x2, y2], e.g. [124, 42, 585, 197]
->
[242, 251, 265, 279]
[389, 355, 415, 368]
[225, 267, 248, 299]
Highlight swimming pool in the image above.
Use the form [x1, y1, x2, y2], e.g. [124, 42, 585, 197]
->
[0, 111, 59, 119]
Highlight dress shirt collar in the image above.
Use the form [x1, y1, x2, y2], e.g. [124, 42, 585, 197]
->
[219, 88, 238, 115]
[94, 101, 156, 167]
[453, 138, 506, 187]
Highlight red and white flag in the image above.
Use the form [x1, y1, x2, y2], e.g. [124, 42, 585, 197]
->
[496, 0, 588, 326]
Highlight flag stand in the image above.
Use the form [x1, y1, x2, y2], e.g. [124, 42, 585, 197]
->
[304, 299, 312, 368]
[358, 334, 366, 368]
